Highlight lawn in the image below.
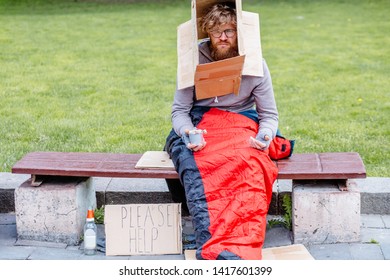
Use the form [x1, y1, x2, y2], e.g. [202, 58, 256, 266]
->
[0, 0, 389, 177]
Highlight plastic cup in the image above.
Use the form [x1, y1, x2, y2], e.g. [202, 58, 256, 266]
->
[189, 129, 205, 145]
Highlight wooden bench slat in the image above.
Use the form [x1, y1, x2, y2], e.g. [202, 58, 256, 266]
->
[17, 151, 138, 162]
[11, 151, 366, 180]
[276, 152, 366, 179]
[11, 152, 178, 179]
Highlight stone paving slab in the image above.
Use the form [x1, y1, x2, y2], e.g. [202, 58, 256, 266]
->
[0, 213, 16, 225]
[28, 246, 84, 260]
[0, 224, 16, 246]
[15, 239, 67, 249]
[308, 243, 385, 260]
[349, 243, 384, 260]
[1, 211, 390, 260]
[380, 244, 390, 260]
[307, 243, 353, 260]
[263, 227, 293, 248]
[0, 245, 34, 260]
[361, 214, 386, 228]
[360, 228, 390, 245]
[382, 215, 390, 228]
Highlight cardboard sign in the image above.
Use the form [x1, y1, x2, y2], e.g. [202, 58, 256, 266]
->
[194, 55, 245, 99]
[134, 151, 175, 170]
[105, 204, 182, 256]
[177, 0, 263, 90]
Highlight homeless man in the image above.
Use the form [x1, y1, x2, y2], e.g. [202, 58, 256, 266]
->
[164, 2, 278, 260]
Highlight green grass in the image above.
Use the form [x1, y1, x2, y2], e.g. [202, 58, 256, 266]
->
[0, 0, 389, 177]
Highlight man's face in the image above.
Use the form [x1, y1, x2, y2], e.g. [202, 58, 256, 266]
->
[209, 23, 238, 61]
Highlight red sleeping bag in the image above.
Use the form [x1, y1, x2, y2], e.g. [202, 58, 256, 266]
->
[191, 108, 278, 259]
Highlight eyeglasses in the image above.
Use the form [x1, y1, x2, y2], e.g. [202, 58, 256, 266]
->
[209, 29, 236, 38]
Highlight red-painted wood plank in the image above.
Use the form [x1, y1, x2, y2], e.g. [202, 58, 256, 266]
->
[12, 151, 366, 180]
[277, 152, 366, 179]
[11, 152, 178, 179]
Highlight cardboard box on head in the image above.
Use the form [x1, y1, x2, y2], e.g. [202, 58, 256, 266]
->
[177, 0, 263, 99]
[194, 0, 242, 41]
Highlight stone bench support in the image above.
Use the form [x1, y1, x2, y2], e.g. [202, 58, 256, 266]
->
[14, 177, 96, 245]
[292, 180, 360, 245]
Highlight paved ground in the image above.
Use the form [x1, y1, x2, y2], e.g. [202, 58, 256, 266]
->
[1, 212, 389, 260]
[1, 175, 389, 260]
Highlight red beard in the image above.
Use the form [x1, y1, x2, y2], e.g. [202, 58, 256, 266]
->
[210, 42, 239, 61]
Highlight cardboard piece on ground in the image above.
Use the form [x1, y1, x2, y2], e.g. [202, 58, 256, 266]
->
[105, 203, 182, 256]
[184, 249, 197, 260]
[184, 244, 314, 260]
[134, 151, 175, 170]
[262, 244, 315, 260]
[194, 55, 245, 99]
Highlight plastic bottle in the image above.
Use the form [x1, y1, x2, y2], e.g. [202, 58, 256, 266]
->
[83, 209, 97, 255]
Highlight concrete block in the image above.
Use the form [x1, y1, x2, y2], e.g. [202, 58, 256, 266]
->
[277, 179, 293, 193]
[0, 173, 30, 213]
[0, 172, 30, 189]
[105, 178, 172, 205]
[0, 189, 14, 213]
[14, 177, 96, 245]
[353, 177, 390, 215]
[292, 180, 360, 245]
[268, 180, 292, 215]
[91, 177, 111, 209]
[268, 181, 278, 215]
[277, 180, 292, 216]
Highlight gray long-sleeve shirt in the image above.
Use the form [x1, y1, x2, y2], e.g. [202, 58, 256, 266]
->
[172, 40, 278, 138]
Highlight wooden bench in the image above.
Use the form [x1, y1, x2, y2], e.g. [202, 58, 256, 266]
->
[11, 150, 366, 246]
[12, 151, 366, 186]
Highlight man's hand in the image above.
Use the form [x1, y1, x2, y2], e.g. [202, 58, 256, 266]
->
[249, 129, 272, 150]
[182, 129, 207, 152]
